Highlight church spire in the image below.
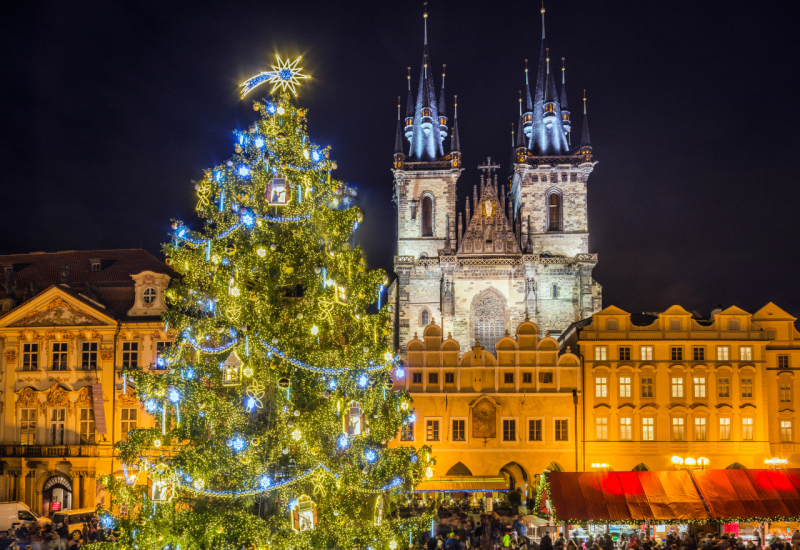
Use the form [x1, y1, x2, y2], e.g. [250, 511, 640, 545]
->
[528, 3, 547, 153]
[409, 2, 443, 161]
[560, 57, 571, 144]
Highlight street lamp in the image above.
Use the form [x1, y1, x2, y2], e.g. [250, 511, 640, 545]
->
[672, 456, 709, 470]
[591, 463, 609, 470]
[765, 458, 788, 469]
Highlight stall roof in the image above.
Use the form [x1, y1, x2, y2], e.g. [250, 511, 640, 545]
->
[545, 469, 800, 523]
[414, 476, 509, 493]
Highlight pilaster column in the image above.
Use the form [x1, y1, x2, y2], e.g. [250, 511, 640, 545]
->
[20, 468, 30, 505]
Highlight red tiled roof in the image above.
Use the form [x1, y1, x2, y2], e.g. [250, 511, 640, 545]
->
[0, 249, 174, 319]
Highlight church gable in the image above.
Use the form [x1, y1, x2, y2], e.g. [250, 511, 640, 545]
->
[457, 178, 521, 256]
[2, 289, 112, 328]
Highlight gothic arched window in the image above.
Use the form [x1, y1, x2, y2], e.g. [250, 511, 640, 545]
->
[421, 196, 433, 237]
[472, 291, 506, 354]
[548, 193, 562, 231]
[421, 309, 429, 326]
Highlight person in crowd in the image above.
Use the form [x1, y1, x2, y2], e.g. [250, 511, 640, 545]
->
[770, 537, 784, 550]
[540, 532, 554, 550]
[503, 531, 512, 549]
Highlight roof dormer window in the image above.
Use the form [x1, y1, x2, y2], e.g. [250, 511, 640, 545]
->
[90, 259, 101, 271]
[143, 288, 157, 304]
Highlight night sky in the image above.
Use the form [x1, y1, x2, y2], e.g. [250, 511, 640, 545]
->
[3, 0, 799, 318]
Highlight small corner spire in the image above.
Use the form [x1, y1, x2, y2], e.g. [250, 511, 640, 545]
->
[423, 2, 428, 45]
[546, 47, 550, 74]
[581, 89, 591, 148]
[451, 94, 461, 153]
[511, 123, 515, 147]
[541, 1, 546, 41]
[395, 96, 404, 155]
[519, 90, 523, 116]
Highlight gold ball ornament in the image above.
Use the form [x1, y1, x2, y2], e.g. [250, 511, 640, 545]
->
[165, 257, 172, 266]
[253, 103, 260, 111]
[269, 362, 277, 370]
[250, 293, 257, 300]
[333, 229, 339, 236]
[171, 222, 178, 230]
[385, 378, 394, 389]
[252, 437, 261, 446]
[215, 325, 224, 333]
[215, 526, 224, 534]
[276, 132, 285, 140]
[282, 264, 294, 275]
[234, 144, 242, 153]
[278, 378, 290, 389]
[226, 243, 236, 253]
[358, 291, 365, 299]
[297, 108, 305, 117]
[239, 455, 252, 465]
[198, 403, 206, 410]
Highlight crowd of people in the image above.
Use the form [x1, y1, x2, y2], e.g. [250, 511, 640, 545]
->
[4, 513, 116, 550]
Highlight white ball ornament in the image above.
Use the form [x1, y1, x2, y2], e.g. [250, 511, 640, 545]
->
[297, 313, 303, 319]
[294, 410, 300, 416]
[272, 338, 278, 344]
[287, 420, 295, 427]
[282, 448, 289, 455]
[363, 347, 369, 353]
[270, 244, 277, 251]
[314, 267, 321, 274]
[333, 510, 339, 517]
[362, 466, 369, 474]
[226, 160, 233, 166]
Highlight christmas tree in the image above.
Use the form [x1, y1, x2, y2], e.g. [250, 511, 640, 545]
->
[102, 56, 434, 550]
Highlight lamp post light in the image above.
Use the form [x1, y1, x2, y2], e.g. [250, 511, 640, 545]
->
[765, 458, 788, 469]
[671, 456, 709, 471]
[591, 463, 610, 472]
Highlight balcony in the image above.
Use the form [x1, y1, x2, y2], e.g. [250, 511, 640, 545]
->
[0, 445, 100, 458]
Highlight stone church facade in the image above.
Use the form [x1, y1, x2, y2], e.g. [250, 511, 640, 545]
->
[388, 7, 602, 354]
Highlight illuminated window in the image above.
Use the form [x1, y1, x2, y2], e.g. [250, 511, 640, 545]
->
[671, 347, 683, 361]
[596, 418, 608, 441]
[619, 377, 632, 398]
[642, 418, 654, 441]
[80, 408, 96, 444]
[452, 420, 465, 442]
[121, 408, 137, 441]
[81, 342, 98, 370]
[742, 418, 753, 441]
[401, 422, 414, 441]
[426, 420, 439, 441]
[555, 419, 568, 441]
[740, 346, 753, 361]
[718, 377, 730, 398]
[547, 193, 562, 231]
[619, 346, 631, 360]
[22, 343, 39, 371]
[694, 418, 707, 441]
[20, 409, 36, 445]
[693, 377, 706, 398]
[50, 408, 66, 445]
[594, 346, 608, 361]
[641, 377, 654, 398]
[717, 346, 730, 361]
[671, 377, 684, 398]
[529, 419, 542, 441]
[421, 196, 433, 237]
[620, 418, 632, 441]
[672, 418, 685, 441]
[595, 377, 608, 398]
[122, 342, 138, 367]
[503, 420, 516, 441]
[780, 382, 792, 402]
[693, 347, 705, 361]
[781, 420, 792, 443]
[741, 377, 753, 398]
[640, 346, 654, 361]
[719, 418, 731, 441]
[51, 343, 68, 371]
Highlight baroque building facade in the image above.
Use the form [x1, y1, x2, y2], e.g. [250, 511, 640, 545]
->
[0, 250, 173, 515]
[564, 302, 800, 472]
[389, 6, 601, 357]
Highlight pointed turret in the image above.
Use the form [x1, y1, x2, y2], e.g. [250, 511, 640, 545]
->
[560, 57, 571, 144]
[579, 90, 592, 156]
[404, 67, 414, 143]
[394, 98, 405, 168]
[522, 59, 534, 139]
[528, 4, 547, 152]
[438, 65, 448, 142]
[408, 4, 444, 161]
[541, 48, 570, 155]
[450, 95, 461, 168]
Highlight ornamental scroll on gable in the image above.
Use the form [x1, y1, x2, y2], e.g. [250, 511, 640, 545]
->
[10, 297, 106, 327]
[16, 387, 40, 412]
[457, 179, 521, 256]
[44, 384, 72, 416]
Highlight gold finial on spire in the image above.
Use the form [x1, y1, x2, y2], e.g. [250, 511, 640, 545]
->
[541, 0, 545, 14]
[562, 57, 565, 70]
[546, 47, 550, 73]
[442, 63, 446, 78]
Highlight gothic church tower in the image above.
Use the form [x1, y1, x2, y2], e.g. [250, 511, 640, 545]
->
[389, 5, 601, 354]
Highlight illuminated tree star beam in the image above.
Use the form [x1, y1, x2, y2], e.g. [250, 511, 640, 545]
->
[240, 55, 309, 97]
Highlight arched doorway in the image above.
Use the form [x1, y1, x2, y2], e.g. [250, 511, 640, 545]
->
[500, 462, 528, 491]
[632, 463, 650, 472]
[726, 462, 747, 469]
[43, 475, 72, 516]
[544, 461, 563, 472]
[446, 462, 473, 476]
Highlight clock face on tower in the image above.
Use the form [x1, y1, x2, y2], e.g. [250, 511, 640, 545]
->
[483, 200, 495, 218]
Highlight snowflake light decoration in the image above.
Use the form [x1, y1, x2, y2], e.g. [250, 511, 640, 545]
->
[240, 55, 310, 97]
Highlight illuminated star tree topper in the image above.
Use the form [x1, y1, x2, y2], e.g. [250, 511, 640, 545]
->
[240, 54, 309, 97]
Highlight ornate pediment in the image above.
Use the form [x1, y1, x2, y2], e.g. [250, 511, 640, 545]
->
[9, 297, 107, 327]
[457, 179, 521, 256]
